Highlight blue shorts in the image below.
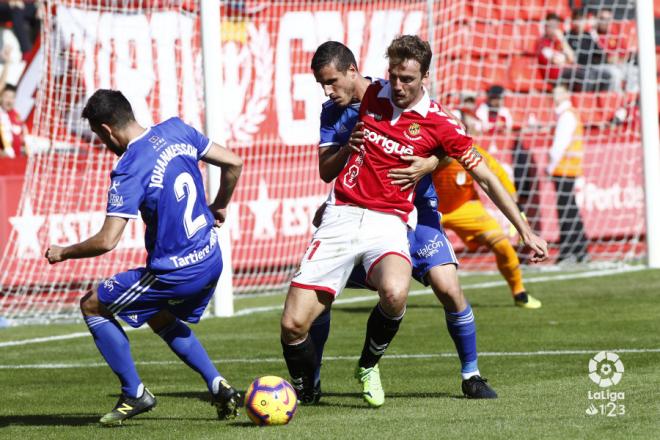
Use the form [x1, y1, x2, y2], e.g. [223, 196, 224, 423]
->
[408, 209, 458, 285]
[97, 255, 223, 328]
[347, 208, 457, 287]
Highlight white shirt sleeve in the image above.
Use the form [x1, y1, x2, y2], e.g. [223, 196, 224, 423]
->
[548, 110, 578, 174]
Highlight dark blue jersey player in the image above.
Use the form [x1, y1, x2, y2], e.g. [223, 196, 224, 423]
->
[45, 89, 244, 425]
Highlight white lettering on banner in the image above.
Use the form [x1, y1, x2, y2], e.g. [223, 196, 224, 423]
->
[54, 7, 201, 130]
[275, 10, 423, 146]
[575, 180, 644, 212]
[48, 212, 143, 251]
[8, 196, 144, 260]
[276, 12, 323, 146]
[281, 197, 323, 237]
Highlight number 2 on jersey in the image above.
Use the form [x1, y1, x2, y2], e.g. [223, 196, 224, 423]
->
[174, 172, 207, 238]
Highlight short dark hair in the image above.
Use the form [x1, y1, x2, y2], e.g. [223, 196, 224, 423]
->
[546, 12, 561, 21]
[2, 84, 17, 93]
[386, 35, 432, 76]
[81, 89, 135, 128]
[487, 84, 505, 98]
[311, 41, 357, 73]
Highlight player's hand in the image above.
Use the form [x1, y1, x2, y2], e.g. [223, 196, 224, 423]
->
[347, 122, 365, 151]
[520, 232, 548, 263]
[388, 155, 439, 190]
[312, 202, 327, 228]
[45, 245, 66, 264]
[208, 202, 227, 228]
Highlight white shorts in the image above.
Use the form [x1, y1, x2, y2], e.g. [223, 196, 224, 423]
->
[291, 204, 411, 297]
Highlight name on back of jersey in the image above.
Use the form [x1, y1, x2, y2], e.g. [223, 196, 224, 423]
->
[149, 143, 198, 189]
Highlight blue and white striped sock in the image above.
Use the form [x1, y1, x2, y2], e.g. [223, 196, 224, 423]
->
[445, 304, 480, 380]
[84, 315, 143, 398]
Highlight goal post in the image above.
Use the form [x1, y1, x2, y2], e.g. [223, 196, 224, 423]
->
[635, 0, 660, 269]
[0, 0, 656, 325]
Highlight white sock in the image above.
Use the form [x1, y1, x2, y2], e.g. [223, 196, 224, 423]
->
[462, 370, 480, 380]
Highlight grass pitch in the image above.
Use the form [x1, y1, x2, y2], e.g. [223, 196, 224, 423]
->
[1, 268, 659, 439]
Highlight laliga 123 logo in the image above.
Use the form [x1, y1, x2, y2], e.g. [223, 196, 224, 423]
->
[585, 351, 626, 417]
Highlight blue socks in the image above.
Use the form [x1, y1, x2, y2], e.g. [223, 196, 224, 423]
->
[84, 316, 143, 398]
[445, 304, 480, 379]
[157, 319, 222, 393]
[309, 309, 331, 386]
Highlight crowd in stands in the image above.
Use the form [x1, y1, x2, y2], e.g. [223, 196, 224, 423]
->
[0, 0, 41, 159]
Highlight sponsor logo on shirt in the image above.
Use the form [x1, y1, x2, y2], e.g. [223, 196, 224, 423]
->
[363, 128, 414, 155]
[404, 122, 422, 141]
[148, 135, 167, 151]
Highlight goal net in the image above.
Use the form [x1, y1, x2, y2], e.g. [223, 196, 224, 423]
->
[0, 0, 651, 323]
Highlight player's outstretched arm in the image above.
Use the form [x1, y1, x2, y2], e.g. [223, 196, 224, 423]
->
[202, 143, 243, 227]
[387, 154, 440, 190]
[45, 216, 128, 264]
[468, 159, 548, 263]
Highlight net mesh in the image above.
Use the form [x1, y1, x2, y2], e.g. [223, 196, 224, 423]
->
[0, 0, 648, 323]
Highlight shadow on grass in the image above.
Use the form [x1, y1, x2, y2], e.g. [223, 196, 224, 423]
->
[0, 414, 100, 427]
[0, 413, 216, 427]
[155, 390, 247, 405]
[335, 303, 510, 314]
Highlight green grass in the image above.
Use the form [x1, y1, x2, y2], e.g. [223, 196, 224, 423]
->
[1, 268, 659, 439]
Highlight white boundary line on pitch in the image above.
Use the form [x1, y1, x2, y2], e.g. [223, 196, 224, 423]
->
[0, 347, 659, 369]
[0, 265, 647, 349]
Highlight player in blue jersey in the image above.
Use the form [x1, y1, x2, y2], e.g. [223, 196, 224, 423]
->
[45, 90, 243, 425]
[305, 41, 497, 404]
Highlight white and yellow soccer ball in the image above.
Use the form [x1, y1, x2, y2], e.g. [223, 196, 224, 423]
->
[244, 376, 298, 426]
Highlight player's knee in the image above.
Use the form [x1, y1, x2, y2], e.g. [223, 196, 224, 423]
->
[280, 314, 309, 343]
[79, 290, 100, 316]
[378, 282, 408, 315]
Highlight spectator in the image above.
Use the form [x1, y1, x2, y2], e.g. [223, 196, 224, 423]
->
[475, 85, 513, 134]
[536, 12, 612, 92]
[547, 86, 589, 263]
[0, 21, 23, 85]
[0, 1, 41, 56]
[0, 84, 29, 158]
[566, 9, 623, 92]
[594, 8, 639, 92]
[450, 91, 483, 136]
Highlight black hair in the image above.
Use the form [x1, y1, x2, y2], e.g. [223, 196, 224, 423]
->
[546, 12, 561, 21]
[311, 41, 358, 73]
[81, 89, 135, 128]
[2, 84, 17, 93]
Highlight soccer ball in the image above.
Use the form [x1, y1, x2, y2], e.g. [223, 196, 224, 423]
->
[244, 376, 298, 426]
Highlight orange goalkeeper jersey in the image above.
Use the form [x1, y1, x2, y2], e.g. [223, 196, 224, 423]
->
[432, 144, 516, 214]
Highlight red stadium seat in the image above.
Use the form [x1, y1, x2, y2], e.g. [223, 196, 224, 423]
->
[469, 3, 502, 20]
[440, 58, 485, 93]
[519, 0, 570, 20]
[496, 0, 520, 20]
[571, 93, 605, 126]
[504, 93, 555, 128]
[480, 55, 510, 89]
[515, 21, 543, 55]
[470, 22, 515, 57]
[598, 92, 625, 123]
[508, 55, 549, 92]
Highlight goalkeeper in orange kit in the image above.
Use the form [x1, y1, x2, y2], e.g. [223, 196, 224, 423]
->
[432, 144, 542, 309]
